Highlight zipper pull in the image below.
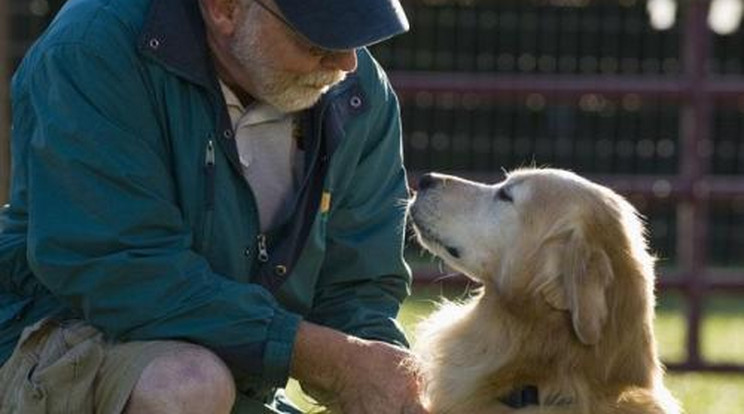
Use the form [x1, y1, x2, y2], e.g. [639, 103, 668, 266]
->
[256, 234, 269, 263]
[205, 139, 215, 167]
[204, 139, 216, 210]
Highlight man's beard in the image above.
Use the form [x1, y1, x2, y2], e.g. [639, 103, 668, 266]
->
[230, 11, 347, 113]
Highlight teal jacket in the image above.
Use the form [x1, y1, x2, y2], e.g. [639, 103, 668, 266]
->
[0, 0, 411, 395]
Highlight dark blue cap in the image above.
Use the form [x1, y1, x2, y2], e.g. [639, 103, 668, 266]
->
[273, 0, 410, 51]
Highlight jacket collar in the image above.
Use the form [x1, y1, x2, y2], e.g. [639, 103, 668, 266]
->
[135, 0, 364, 176]
[137, 0, 215, 88]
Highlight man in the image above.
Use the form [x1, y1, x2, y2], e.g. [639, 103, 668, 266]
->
[0, 0, 428, 412]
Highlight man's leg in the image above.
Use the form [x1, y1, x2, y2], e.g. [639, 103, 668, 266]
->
[123, 343, 235, 414]
[0, 319, 237, 414]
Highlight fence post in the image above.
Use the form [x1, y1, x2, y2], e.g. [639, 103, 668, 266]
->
[0, 0, 10, 204]
[678, 0, 712, 370]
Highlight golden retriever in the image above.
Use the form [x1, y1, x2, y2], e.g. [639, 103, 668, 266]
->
[408, 168, 681, 414]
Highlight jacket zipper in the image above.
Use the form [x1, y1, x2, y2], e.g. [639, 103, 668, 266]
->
[251, 90, 344, 283]
[201, 138, 216, 252]
[253, 100, 331, 271]
[205, 138, 216, 209]
[256, 234, 269, 263]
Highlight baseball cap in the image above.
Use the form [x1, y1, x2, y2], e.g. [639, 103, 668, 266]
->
[272, 0, 410, 51]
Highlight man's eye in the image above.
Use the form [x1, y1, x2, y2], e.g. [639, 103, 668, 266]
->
[496, 187, 513, 203]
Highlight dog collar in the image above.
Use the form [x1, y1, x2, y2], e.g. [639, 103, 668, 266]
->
[499, 385, 540, 409]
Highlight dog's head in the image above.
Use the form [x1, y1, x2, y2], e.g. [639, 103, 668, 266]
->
[409, 168, 653, 346]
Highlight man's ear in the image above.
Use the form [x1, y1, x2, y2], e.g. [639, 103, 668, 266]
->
[539, 230, 614, 345]
[200, 0, 242, 36]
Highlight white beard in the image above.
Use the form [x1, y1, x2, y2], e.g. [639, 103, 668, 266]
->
[230, 9, 347, 113]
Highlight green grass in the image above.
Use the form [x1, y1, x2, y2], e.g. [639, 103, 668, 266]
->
[655, 294, 744, 414]
[287, 285, 744, 414]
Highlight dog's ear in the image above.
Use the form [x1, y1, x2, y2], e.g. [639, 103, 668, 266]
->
[540, 231, 614, 345]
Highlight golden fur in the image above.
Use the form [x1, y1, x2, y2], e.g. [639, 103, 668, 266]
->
[409, 168, 681, 414]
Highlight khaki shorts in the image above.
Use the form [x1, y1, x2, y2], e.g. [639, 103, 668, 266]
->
[0, 318, 196, 414]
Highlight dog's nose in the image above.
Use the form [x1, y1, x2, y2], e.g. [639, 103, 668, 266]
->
[417, 173, 437, 191]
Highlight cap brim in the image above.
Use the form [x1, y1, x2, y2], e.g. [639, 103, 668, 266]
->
[274, 0, 410, 51]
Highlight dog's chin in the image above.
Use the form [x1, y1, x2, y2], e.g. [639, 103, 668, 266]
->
[411, 223, 462, 260]
[410, 222, 487, 283]
[409, 203, 484, 280]
[418, 236, 489, 282]
[419, 236, 460, 263]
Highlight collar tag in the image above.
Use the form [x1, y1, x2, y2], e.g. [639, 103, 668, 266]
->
[499, 385, 539, 409]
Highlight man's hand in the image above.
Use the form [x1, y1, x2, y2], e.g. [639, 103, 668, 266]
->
[290, 321, 429, 414]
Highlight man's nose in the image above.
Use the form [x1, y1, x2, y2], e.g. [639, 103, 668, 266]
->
[321, 50, 358, 72]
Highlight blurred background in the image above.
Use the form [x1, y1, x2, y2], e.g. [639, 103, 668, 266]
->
[1, 0, 743, 412]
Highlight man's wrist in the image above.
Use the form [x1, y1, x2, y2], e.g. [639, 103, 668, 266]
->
[289, 321, 361, 393]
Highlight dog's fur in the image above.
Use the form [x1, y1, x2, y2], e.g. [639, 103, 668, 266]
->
[409, 168, 681, 414]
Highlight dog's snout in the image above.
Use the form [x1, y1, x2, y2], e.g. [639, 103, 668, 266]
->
[417, 173, 437, 191]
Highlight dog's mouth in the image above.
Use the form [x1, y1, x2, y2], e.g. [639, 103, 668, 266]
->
[409, 213, 462, 260]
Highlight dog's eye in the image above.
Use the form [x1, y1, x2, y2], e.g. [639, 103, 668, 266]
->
[496, 187, 513, 203]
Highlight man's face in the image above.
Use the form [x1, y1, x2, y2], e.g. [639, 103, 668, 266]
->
[228, 2, 351, 112]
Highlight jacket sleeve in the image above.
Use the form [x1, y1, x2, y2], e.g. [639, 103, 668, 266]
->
[20, 42, 300, 388]
[307, 67, 412, 347]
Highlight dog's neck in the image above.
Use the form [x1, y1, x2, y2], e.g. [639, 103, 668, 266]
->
[471, 284, 657, 409]
[499, 385, 578, 409]
[418, 292, 581, 411]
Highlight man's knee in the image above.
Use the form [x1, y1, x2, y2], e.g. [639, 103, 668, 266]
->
[125, 343, 236, 414]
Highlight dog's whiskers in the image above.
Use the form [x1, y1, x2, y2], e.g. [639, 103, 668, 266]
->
[395, 197, 412, 209]
[432, 271, 464, 284]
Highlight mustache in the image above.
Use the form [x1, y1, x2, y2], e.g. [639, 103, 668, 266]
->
[297, 70, 347, 88]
